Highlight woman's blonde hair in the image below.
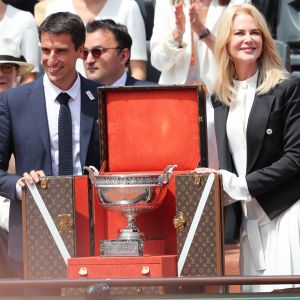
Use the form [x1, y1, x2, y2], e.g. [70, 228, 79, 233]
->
[214, 4, 289, 106]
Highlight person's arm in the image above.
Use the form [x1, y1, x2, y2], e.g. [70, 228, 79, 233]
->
[129, 60, 147, 81]
[193, 167, 251, 204]
[172, 1, 186, 45]
[246, 77, 300, 197]
[189, 2, 216, 50]
[220, 170, 251, 204]
[125, 1, 147, 80]
[150, 0, 188, 73]
[0, 93, 21, 202]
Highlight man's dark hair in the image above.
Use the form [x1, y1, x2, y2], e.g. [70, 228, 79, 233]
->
[38, 12, 85, 50]
[86, 19, 132, 56]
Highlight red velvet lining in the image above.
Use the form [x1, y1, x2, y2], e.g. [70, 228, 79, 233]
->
[106, 89, 200, 171]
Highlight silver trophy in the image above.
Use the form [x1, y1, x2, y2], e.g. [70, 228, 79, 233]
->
[85, 165, 177, 244]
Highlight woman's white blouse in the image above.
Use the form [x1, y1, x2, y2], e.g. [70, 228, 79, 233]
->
[221, 71, 269, 273]
[220, 71, 258, 202]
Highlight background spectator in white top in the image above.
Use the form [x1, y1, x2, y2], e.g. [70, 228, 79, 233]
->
[44, 0, 147, 80]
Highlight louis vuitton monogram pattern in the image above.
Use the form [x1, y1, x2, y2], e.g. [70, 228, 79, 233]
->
[175, 174, 224, 276]
[23, 176, 75, 279]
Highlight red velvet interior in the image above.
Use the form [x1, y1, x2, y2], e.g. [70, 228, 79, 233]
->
[93, 174, 185, 256]
[74, 176, 91, 256]
[106, 89, 200, 171]
[93, 87, 202, 256]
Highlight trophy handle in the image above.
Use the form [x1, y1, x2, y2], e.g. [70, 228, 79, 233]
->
[84, 165, 99, 185]
[160, 164, 177, 184]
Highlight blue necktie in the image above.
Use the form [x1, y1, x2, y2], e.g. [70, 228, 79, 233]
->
[57, 92, 73, 175]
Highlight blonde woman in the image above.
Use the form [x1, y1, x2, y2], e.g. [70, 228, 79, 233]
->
[213, 4, 300, 292]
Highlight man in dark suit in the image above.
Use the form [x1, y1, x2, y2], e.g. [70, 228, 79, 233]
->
[83, 19, 156, 86]
[0, 11, 101, 277]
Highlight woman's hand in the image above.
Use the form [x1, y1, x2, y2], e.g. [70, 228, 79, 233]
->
[189, 1, 208, 37]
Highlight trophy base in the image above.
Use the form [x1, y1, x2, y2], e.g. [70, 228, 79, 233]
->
[100, 239, 166, 256]
[100, 240, 143, 256]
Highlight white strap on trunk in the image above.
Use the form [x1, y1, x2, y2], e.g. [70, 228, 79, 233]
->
[24, 179, 71, 265]
[177, 173, 215, 276]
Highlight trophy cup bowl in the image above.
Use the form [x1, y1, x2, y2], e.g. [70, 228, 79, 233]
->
[85, 165, 177, 241]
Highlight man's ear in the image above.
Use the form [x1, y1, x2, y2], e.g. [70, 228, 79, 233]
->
[120, 48, 130, 65]
[78, 44, 85, 59]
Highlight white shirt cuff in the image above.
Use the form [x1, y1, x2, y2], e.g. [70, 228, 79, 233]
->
[16, 182, 22, 201]
[167, 33, 187, 49]
[220, 169, 251, 204]
[0, 196, 10, 232]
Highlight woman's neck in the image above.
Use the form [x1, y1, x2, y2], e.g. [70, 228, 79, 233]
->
[234, 62, 258, 81]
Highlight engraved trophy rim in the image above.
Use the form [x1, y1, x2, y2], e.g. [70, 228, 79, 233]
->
[85, 165, 177, 241]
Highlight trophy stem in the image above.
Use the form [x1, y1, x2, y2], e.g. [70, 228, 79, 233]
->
[118, 213, 140, 240]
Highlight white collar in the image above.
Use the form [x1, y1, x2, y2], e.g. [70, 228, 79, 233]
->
[43, 73, 81, 102]
[111, 71, 127, 87]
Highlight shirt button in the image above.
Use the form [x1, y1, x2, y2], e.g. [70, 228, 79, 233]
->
[266, 128, 272, 135]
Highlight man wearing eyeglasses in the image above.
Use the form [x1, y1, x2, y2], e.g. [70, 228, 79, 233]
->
[0, 12, 101, 279]
[83, 19, 156, 86]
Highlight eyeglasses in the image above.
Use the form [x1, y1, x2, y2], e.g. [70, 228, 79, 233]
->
[82, 47, 120, 60]
[0, 64, 18, 74]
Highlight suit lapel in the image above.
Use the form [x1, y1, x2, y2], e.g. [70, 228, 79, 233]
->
[246, 94, 275, 172]
[214, 104, 233, 171]
[28, 78, 52, 174]
[79, 77, 98, 171]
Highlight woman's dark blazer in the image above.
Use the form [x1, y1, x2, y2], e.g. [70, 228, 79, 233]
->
[213, 76, 300, 220]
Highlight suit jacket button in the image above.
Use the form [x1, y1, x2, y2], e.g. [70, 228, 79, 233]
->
[266, 128, 272, 135]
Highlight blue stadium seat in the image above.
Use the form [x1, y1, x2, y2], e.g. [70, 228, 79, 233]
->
[274, 39, 291, 71]
[277, 0, 300, 75]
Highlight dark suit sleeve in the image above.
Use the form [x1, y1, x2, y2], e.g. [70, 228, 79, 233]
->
[0, 92, 20, 201]
[246, 77, 300, 197]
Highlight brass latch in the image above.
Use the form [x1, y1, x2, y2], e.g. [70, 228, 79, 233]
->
[57, 214, 73, 235]
[194, 174, 202, 185]
[173, 212, 186, 231]
[40, 178, 48, 189]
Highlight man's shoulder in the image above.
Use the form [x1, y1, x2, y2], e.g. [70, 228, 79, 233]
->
[80, 75, 101, 89]
[134, 80, 158, 86]
[125, 74, 158, 86]
[3, 79, 39, 99]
